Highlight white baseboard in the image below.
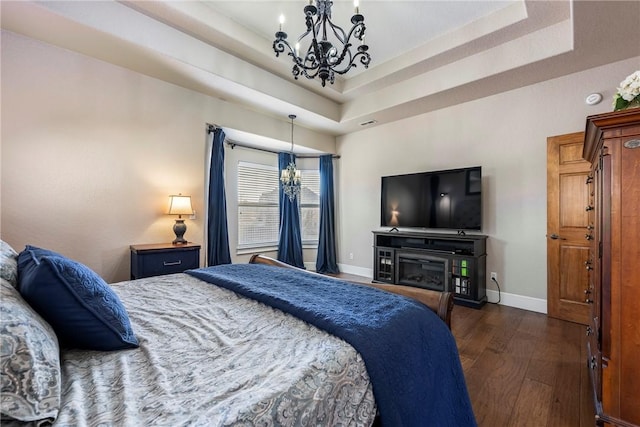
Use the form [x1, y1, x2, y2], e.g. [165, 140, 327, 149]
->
[486, 289, 547, 314]
[337, 263, 373, 279]
[304, 262, 373, 278]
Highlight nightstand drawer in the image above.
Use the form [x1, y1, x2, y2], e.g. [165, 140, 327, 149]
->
[130, 243, 200, 279]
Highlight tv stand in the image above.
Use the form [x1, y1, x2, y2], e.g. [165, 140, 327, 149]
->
[373, 230, 487, 308]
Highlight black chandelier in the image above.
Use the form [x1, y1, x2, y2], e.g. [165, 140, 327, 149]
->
[273, 0, 371, 87]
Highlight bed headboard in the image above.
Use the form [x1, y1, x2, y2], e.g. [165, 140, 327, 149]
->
[249, 254, 453, 329]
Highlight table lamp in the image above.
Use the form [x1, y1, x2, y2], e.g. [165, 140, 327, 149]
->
[167, 194, 193, 244]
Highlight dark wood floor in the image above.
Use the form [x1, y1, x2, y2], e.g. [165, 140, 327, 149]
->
[452, 303, 594, 427]
[334, 273, 595, 426]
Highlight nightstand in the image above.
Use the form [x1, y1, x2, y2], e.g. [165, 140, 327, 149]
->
[130, 243, 201, 279]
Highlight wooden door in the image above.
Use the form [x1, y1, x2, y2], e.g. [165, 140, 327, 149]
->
[547, 132, 591, 325]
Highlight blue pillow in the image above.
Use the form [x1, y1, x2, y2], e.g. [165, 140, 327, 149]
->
[17, 246, 139, 351]
[16, 246, 63, 288]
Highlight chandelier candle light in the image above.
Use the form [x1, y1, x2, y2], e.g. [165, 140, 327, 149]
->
[281, 114, 302, 202]
[273, 0, 371, 87]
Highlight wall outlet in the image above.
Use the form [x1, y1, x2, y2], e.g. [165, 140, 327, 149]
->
[490, 272, 498, 281]
[190, 210, 196, 220]
[349, 252, 354, 260]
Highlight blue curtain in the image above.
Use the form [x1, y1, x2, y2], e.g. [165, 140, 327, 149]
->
[277, 152, 304, 268]
[316, 154, 339, 273]
[207, 127, 231, 266]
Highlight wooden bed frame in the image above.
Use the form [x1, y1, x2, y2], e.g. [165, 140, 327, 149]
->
[249, 254, 454, 329]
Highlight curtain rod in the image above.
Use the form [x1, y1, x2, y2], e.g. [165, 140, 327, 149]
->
[225, 140, 340, 159]
[207, 123, 339, 159]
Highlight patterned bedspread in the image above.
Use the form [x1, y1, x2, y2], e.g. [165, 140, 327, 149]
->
[49, 273, 377, 426]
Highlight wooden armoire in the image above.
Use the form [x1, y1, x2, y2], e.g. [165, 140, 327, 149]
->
[583, 108, 640, 427]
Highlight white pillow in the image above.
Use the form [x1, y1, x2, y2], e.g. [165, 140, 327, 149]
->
[0, 278, 61, 423]
[0, 240, 19, 288]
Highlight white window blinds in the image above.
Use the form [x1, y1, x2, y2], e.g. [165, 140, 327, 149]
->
[237, 162, 279, 249]
[237, 161, 320, 250]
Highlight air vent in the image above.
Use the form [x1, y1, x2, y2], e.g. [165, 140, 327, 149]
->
[359, 119, 378, 126]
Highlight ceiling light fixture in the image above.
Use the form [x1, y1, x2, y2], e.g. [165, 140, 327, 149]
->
[273, 0, 371, 87]
[280, 114, 301, 202]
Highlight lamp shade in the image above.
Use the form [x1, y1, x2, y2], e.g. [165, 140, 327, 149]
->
[167, 194, 193, 216]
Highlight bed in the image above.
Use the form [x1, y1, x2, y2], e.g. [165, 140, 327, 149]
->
[1, 241, 476, 426]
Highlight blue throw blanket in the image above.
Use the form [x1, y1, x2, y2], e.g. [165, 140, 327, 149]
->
[187, 264, 476, 427]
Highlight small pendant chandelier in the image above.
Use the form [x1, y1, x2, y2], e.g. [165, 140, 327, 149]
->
[273, 0, 371, 87]
[281, 114, 301, 202]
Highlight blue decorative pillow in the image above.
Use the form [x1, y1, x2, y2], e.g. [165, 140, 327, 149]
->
[16, 245, 63, 277]
[17, 246, 139, 351]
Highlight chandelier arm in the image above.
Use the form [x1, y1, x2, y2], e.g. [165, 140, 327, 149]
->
[274, 39, 307, 69]
[297, 44, 321, 77]
[358, 51, 372, 68]
[286, 13, 317, 71]
[335, 23, 370, 71]
[327, 42, 352, 70]
[296, 30, 312, 46]
[300, 63, 321, 78]
[326, 17, 347, 45]
[327, 48, 370, 75]
[273, 38, 289, 57]
[302, 40, 316, 64]
[311, 35, 323, 64]
[304, 11, 315, 34]
[299, 12, 315, 43]
[323, 19, 366, 71]
[277, 38, 327, 75]
[298, 49, 320, 74]
[273, 38, 323, 80]
[295, 65, 324, 81]
[312, 15, 323, 46]
[292, 64, 301, 80]
[331, 59, 360, 75]
[337, 43, 371, 72]
[345, 21, 366, 46]
[293, 47, 370, 78]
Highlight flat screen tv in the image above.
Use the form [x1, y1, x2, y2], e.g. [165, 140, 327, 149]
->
[380, 166, 482, 231]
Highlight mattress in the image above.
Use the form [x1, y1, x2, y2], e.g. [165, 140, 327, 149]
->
[46, 273, 376, 426]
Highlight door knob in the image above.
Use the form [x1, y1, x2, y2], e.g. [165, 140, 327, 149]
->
[548, 234, 566, 240]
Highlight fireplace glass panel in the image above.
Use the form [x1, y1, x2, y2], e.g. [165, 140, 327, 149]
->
[397, 255, 448, 292]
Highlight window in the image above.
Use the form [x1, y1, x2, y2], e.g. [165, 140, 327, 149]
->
[237, 161, 320, 251]
[300, 169, 320, 245]
[237, 162, 279, 250]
